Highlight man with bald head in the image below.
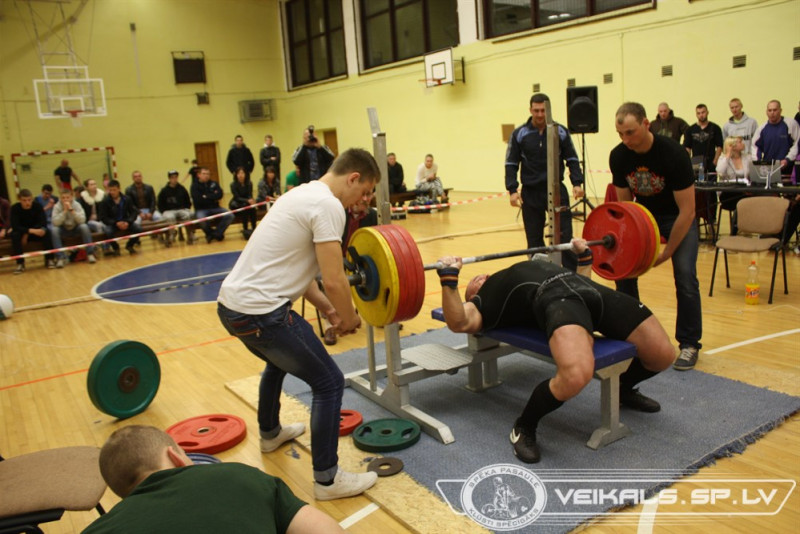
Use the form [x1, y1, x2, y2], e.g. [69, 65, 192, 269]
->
[54, 159, 80, 190]
[649, 102, 688, 144]
[436, 241, 675, 464]
[82, 425, 345, 533]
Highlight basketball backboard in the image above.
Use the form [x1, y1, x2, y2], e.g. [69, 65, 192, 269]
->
[33, 66, 107, 120]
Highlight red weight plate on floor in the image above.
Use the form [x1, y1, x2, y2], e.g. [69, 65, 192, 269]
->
[583, 202, 644, 280]
[339, 409, 363, 436]
[166, 414, 247, 454]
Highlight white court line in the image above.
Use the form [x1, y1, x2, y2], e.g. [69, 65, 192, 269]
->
[637, 493, 660, 534]
[339, 502, 379, 530]
[705, 329, 800, 355]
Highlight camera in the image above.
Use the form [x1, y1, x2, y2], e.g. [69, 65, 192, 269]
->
[308, 125, 317, 143]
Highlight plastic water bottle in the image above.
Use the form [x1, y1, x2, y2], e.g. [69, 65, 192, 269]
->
[745, 260, 759, 305]
[698, 162, 705, 182]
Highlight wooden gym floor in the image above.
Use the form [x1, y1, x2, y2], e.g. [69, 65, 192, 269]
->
[1, 191, 798, 533]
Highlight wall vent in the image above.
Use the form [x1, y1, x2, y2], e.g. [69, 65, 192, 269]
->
[532, 83, 541, 93]
[567, 78, 576, 87]
[661, 65, 673, 77]
[732, 55, 746, 68]
[603, 73, 613, 84]
[238, 100, 275, 122]
[793, 47, 800, 60]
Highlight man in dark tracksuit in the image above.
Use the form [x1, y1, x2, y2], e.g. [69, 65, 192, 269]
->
[505, 93, 585, 272]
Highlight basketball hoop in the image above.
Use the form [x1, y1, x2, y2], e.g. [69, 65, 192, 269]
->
[419, 78, 444, 88]
[68, 110, 82, 128]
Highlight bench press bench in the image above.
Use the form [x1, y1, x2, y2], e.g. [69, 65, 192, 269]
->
[430, 308, 636, 449]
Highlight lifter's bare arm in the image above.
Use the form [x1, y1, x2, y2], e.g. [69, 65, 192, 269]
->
[437, 256, 483, 334]
[315, 241, 361, 335]
[303, 279, 339, 328]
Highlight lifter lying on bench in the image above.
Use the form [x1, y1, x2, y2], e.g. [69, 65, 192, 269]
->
[436, 239, 676, 463]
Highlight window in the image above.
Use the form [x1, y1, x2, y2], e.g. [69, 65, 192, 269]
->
[484, 0, 652, 38]
[361, 0, 459, 70]
[286, 0, 347, 87]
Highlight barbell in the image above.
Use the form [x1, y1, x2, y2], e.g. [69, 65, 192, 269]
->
[343, 201, 660, 326]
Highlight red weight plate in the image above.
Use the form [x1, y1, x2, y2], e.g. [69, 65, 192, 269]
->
[166, 414, 247, 454]
[375, 225, 425, 324]
[379, 225, 425, 323]
[387, 225, 425, 324]
[621, 202, 653, 279]
[583, 202, 643, 280]
[392, 225, 426, 321]
[372, 226, 415, 324]
[629, 202, 661, 274]
[339, 409, 363, 436]
[616, 202, 651, 279]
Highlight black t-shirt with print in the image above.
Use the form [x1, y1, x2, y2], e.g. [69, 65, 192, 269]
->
[609, 134, 694, 218]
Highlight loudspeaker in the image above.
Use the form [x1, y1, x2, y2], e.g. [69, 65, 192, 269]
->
[567, 86, 598, 134]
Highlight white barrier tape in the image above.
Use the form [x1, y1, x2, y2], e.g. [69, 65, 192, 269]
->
[390, 191, 507, 212]
[0, 199, 275, 263]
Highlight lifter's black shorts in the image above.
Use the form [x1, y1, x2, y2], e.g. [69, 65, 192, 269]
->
[533, 272, 652, 340]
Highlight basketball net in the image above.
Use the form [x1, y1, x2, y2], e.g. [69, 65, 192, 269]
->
[68, 110, 82, 128]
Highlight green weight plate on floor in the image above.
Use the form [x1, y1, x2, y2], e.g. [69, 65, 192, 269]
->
[352, 418, 421, 453]
[87, 340, 160, 419]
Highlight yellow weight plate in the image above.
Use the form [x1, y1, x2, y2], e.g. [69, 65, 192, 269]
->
[637, 203, 661, 270]
[347, 227, 401, 326]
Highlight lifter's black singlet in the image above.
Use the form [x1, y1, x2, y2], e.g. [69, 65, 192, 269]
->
[470, 261, 572, 331]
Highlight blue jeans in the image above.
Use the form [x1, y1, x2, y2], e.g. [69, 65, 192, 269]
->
[615, 215, 702, 350]
[52, 223, 94, 258]
[196, 208, 234, 239]
[217, 302, 343, 482]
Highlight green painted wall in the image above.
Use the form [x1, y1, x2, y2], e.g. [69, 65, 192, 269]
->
[1, 0, 798, 198]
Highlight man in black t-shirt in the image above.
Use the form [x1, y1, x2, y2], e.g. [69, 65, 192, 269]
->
[610, 102, 702, 372]
[436, 243, 675, 464]
[683, 104, 723, 175]
[54, 159, 80, 190]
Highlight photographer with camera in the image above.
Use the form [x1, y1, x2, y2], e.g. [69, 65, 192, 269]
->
[292, 125, 336, 184]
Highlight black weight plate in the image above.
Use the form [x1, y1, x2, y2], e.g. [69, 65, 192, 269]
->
[367, 456, 404, 477]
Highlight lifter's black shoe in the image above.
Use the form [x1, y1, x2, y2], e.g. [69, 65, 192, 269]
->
[620, 387, 661, 413]
[510, 422, 541, 464]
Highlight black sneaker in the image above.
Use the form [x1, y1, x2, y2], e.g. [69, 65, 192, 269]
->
[510, 423, 541, 464]
[673, 347, 699, 371]
[620, 388, 661, 413]
[125, 242, 138, 255]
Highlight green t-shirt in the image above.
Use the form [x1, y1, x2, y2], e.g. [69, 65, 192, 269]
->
[82, 463, 306, 534]
[285, 170, 299, 189]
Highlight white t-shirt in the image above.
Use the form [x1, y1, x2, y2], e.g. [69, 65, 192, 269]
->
[416, 162, 438, 186]
[218, 181, 345, 315]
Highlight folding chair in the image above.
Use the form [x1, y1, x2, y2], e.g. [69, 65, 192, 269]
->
[709, 196, 789, 304]
[0, 447, 106, 534]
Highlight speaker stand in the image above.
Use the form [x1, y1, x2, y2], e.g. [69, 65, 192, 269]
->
[571, 132, 595, 221]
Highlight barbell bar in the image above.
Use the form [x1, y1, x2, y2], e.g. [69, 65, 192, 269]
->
[345, 236, 613, 286]
[342, 202, 658, 327]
